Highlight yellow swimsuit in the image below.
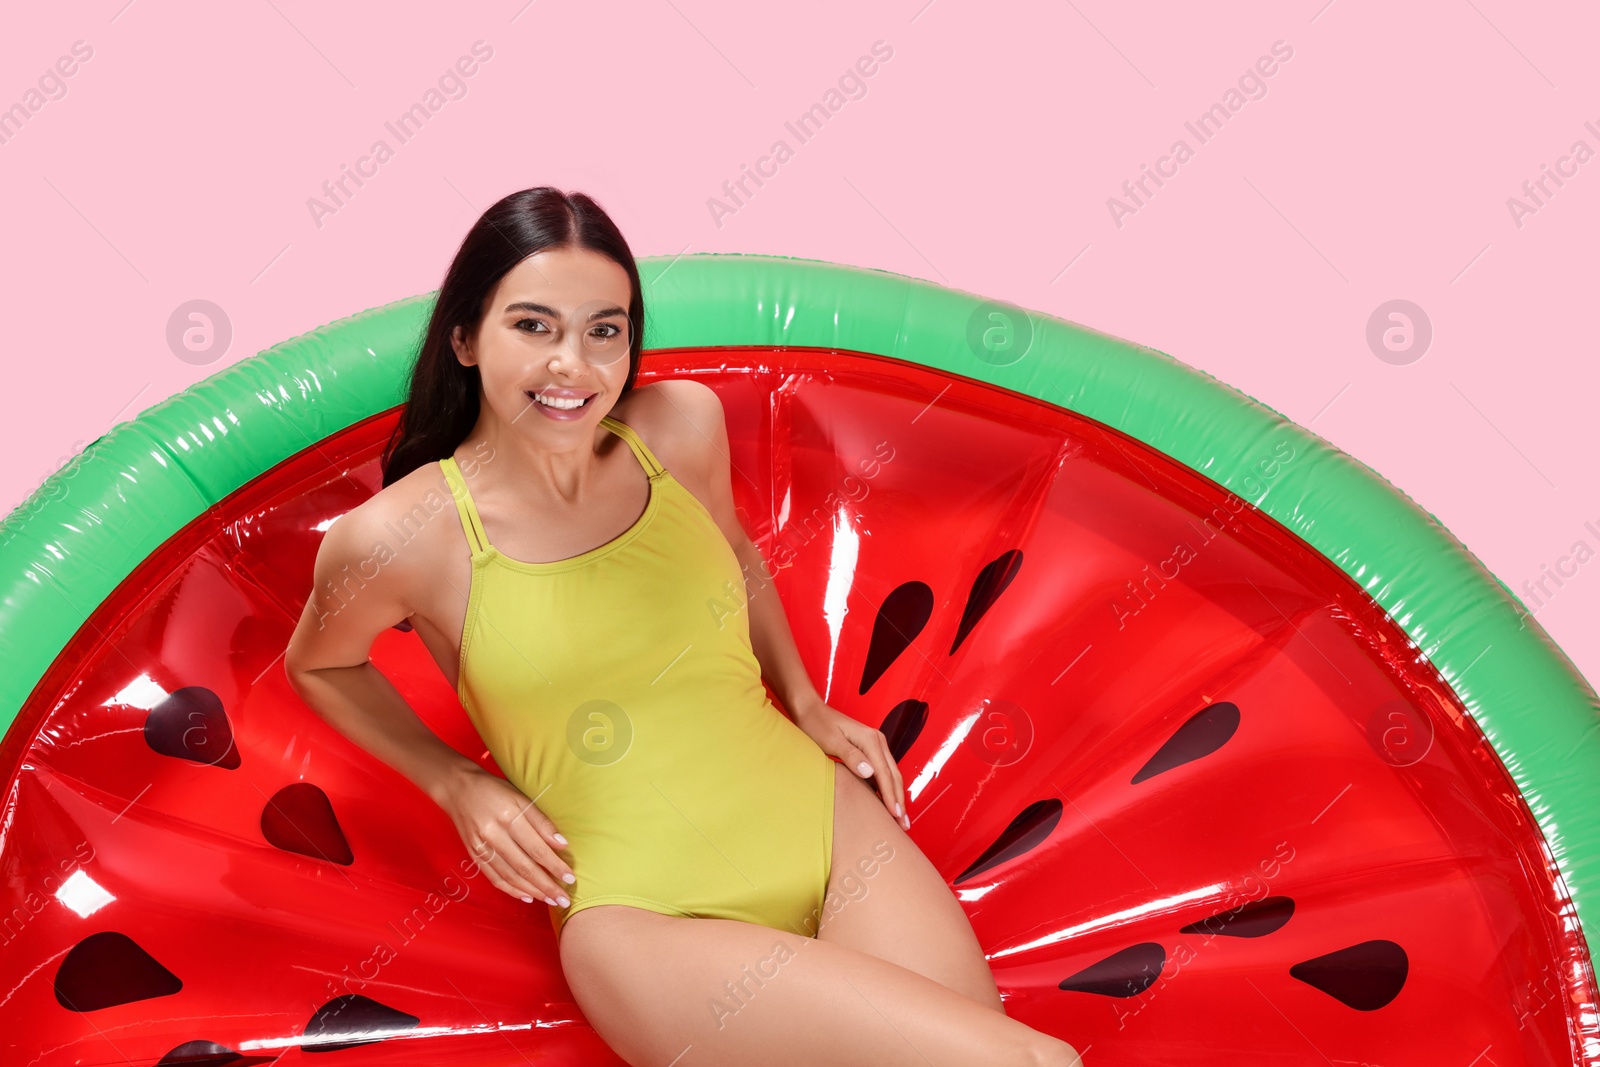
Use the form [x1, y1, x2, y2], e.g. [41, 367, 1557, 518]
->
[440, 414, 835, 940]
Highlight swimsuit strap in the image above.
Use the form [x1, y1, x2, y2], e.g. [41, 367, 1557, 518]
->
[439, 456, 491, 560]
[439, 420, 663, 562]
[599, 415, 667, 479]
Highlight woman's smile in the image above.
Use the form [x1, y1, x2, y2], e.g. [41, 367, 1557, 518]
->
[527, 387, 598, 419]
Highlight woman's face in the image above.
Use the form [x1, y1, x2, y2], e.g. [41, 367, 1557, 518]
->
[452, 245, 634, 434]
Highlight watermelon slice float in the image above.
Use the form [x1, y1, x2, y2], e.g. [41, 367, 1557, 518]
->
[2, 255, 1597, 1065]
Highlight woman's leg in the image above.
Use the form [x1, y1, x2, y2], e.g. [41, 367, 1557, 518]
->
[558, 903, 1081, 1067]
[815, 760, 1006, 1011]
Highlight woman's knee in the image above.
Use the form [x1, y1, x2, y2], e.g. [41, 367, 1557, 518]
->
[1025, 1034, 1084, 1067]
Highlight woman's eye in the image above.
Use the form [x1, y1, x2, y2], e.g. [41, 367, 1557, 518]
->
[593, 324, 621, 339]
[515, 318, 549, 334]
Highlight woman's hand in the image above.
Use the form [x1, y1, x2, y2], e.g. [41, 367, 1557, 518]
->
[792, 699, 911, 831]
[435, 766, 576, 907]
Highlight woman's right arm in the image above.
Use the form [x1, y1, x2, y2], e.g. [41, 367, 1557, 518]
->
[282, 503, 574, 906]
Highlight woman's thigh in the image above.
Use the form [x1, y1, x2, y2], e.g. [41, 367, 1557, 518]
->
[816, 760, 1005, 1011]
[557, 903, 1075, 1067]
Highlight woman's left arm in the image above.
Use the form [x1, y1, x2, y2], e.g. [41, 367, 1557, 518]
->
[663, 381, 909, 830]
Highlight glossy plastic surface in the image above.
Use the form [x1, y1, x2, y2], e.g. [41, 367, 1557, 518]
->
[2, 349, 1594, 1063]
[5, 254, 1599, 968]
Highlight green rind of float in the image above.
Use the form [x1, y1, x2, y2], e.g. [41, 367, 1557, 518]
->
[2, 253, 1597, 956]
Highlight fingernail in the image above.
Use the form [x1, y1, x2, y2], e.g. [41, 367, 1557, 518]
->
[544, 896, 558, 906]
[562, 872, 576, 884]
[857, 761, 872, 776]
[558, 895, 571, 907]
[895, 802, 903, 816]
[520, 895, 533, 903]
[553, 833, 568, 846]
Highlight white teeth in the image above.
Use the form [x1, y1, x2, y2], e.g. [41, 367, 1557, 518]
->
[533, 392, 588, 410]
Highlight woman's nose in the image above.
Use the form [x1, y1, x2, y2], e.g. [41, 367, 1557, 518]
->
[546, 328, 587, 368]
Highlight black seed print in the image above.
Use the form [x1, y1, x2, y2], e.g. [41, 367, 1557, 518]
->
[950, 549, 1023, 654]
[1132, 701, 1240, 785]
[880, 699, 929, 762]
[303, 994, 421, 1052]
[1289, 939, 1409, 1010]
[144, 686, 240, 769]
[157, 1039, 276, 1065]
[1058, 943, 1167, 997]
[860, 582, 934, 695]
[54, 931, 182, 1012]
[261, 782, 354, 865]
[955, 798, 1062, 884]
[1179, 896, 1295, 938]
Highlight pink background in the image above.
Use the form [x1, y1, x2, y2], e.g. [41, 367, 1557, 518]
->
[2, 2, 1594, 689]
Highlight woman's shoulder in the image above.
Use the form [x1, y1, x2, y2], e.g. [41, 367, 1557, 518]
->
[618, 379, 726, 478]
[322, 459, 458, 577]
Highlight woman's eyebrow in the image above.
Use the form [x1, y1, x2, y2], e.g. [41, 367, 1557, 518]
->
[502, 301, 627, 321]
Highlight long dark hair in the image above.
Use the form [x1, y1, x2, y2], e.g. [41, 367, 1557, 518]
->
[379, 187, 644, 487]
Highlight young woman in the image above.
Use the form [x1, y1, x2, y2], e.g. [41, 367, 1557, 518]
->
[283, 187, 1082, 1067]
